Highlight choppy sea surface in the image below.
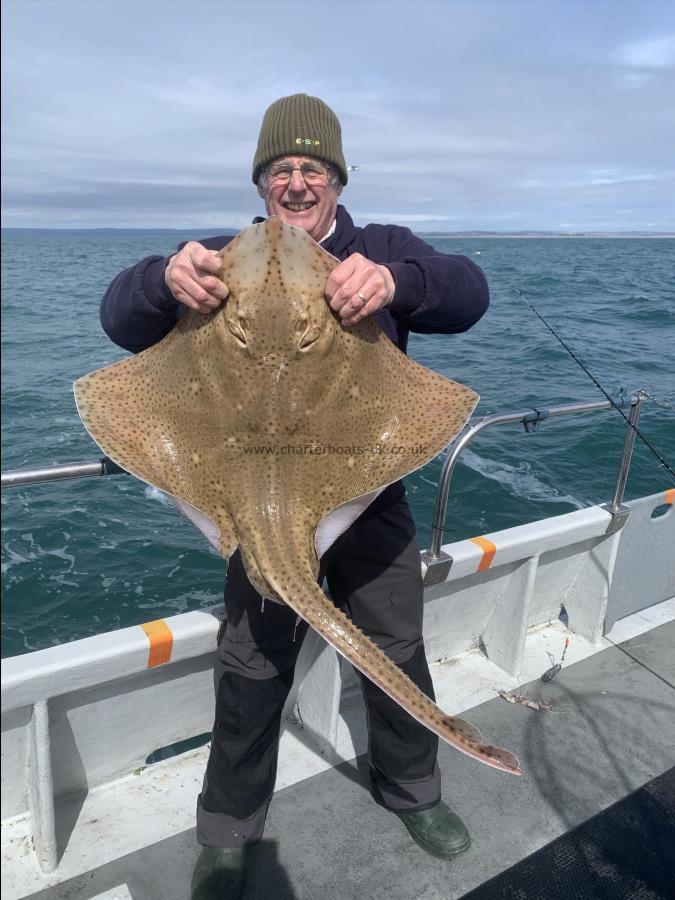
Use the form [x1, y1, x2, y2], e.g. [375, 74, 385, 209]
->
[2, 231, 673, 658]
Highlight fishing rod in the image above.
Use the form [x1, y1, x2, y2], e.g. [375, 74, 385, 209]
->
[515, 288, 675, 482]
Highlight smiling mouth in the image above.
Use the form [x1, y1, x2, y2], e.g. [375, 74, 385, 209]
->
[283, 202, 316, 212]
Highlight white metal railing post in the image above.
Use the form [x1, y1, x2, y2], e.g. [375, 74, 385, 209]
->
[28, 700, 58, 872]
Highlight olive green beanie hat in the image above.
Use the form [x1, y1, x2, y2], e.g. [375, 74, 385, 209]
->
[252, 93, 348, 186]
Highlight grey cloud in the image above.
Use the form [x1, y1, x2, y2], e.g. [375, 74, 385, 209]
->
[2, 0, 674, 231]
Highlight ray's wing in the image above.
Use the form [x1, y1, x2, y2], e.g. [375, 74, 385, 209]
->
[298, 317, 478, 526]
[74, 331, 238, 558]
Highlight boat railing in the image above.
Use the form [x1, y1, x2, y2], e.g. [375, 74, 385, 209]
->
[422, 391, 643, 583]
[0, 454, 127, 487]
[1, 390, 645, 585]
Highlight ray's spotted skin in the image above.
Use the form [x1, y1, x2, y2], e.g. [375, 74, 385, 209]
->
[75, 218, 522, 777]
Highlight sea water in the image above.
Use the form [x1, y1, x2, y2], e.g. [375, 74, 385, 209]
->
[2, 231, 673, 657]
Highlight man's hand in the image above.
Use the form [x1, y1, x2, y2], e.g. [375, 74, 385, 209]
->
[325, 254, 395, 326]
[165, 242, 230, 314]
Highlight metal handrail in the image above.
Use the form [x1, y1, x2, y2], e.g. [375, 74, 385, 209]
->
[420, 392, 643, 582]
[1, 457, 126, 488]
[1, 393, 643, 563]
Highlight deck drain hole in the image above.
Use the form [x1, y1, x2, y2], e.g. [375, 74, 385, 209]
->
[146, 732, 211, 765]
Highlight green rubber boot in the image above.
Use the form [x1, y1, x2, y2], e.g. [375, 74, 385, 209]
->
[190, 846, 247, 900]
[395, 801, 471, 860]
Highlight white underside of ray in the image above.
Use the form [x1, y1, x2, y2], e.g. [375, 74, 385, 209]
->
[169, 487, 387, 560]
[313, 488, 387, 557]
[170, 496, 224, 554]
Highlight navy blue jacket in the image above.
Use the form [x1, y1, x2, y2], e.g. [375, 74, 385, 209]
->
[99, 204, 489, 513]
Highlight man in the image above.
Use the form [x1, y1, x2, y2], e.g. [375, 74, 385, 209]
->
[101, 93, 489, 898]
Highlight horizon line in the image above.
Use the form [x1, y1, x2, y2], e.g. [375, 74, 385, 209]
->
[2, 226, 674, 237]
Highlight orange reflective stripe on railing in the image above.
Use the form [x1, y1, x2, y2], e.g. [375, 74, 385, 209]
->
[140, 619, 174, 668]
[470, 536, 497, 572]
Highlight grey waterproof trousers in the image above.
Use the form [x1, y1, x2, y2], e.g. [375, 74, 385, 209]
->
[196, 496, 440, 848]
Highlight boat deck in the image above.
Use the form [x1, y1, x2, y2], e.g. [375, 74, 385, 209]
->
[7, 612, 674, 900]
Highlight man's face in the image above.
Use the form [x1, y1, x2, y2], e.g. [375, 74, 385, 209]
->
[258, 155, 342, 242]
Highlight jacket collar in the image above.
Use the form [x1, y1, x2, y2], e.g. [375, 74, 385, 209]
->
[251, 205, 359, 258]
[321, 205, 359, 258]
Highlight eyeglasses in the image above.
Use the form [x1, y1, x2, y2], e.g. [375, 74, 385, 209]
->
[265, 162, 334, 186]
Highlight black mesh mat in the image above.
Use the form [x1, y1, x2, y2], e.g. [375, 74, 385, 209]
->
[460, 768, 675, 900]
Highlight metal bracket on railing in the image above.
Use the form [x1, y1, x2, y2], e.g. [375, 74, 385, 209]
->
[601, 503, 631, 535]
[421, 548, 453, 586]
[522, 407, 550, 433]
[101, 457, 126, 477]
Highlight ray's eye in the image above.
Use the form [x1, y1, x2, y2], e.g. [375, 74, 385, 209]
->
[299, 326, 321, 350]
[227, 317, 248, 347]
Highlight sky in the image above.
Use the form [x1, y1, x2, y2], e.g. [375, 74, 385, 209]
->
[1, 0, 674, 233]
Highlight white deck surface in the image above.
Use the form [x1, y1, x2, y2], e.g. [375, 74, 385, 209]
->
[2, 598, 673, 900]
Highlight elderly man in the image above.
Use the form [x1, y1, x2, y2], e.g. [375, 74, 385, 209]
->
[100, 93, 489, 897]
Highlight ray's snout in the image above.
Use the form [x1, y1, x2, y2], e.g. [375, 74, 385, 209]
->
[215, 217, 340, 361]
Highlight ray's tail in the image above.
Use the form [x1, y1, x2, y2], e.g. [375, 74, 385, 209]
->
[281, 570, 522, 776]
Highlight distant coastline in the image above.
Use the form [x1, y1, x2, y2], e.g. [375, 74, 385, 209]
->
[1, 227, 673, 239]
[0, 227, 239, 236]
[418, 231, 675, 239]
